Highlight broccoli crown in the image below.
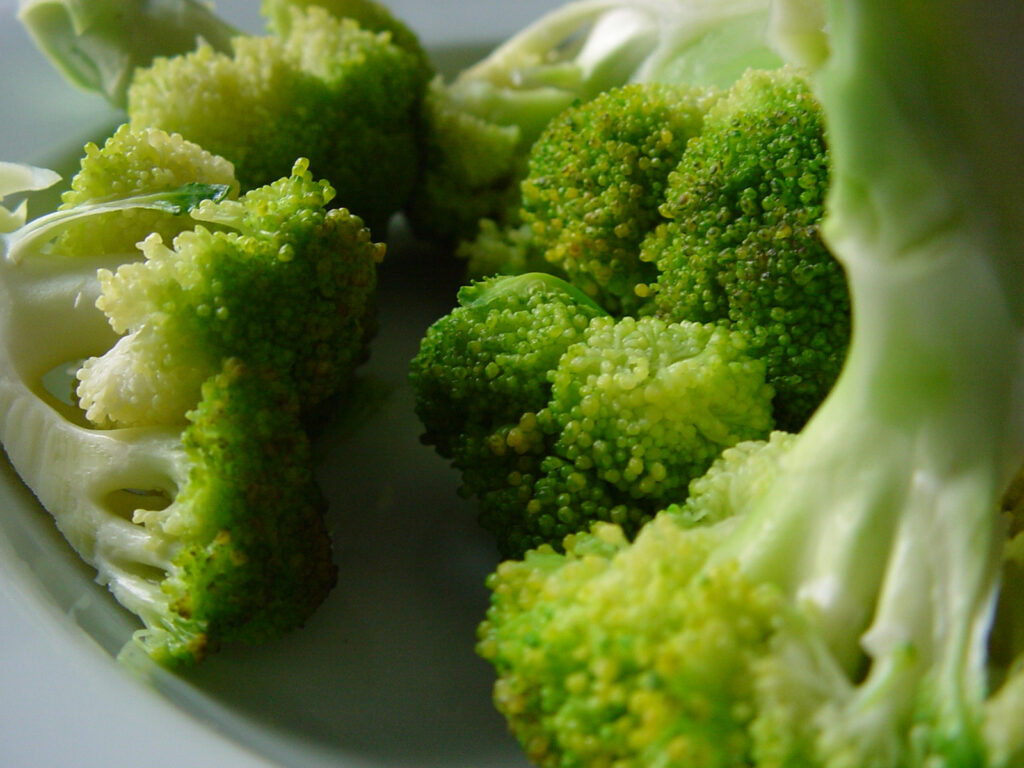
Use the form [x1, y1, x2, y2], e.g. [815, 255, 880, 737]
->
[77, 157, 383, 427]
[477, 433, 797, 767]
[518, 82, 716, 315]
[54, 124, 240, 258]
[127, 5, 429, 231]
[411, 273, 774, 557]
[641, 67, 847, 430]
[135, 358, 336, 665]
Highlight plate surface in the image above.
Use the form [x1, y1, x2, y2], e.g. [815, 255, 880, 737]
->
[0, 2, 562, 765]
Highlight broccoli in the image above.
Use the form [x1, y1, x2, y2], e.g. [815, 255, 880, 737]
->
[477, 0, 1024, 765]
[410, 272, 774, 557]
[512, 82, 716, 315]
[0, 128, 383, 665]
[406, 0, 784, 244]
[125, 4, 430, 231]
[641, 66, 846, 430]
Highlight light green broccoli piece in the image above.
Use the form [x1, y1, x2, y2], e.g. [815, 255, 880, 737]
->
[477, 432, 797, 767]
[410, 273, 774, 557]
[641, 66, 846, 430]
[260, 0, 431, 72]
[0, 135, 382, 666]
[127, 5, 430, 231]
[18, 0, 239, 107]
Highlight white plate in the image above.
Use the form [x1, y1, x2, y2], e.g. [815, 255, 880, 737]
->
[0, 2, 562, 766]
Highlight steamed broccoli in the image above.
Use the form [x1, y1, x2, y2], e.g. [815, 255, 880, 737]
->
[407, 0, 784, 244]
[641, 66, 846, 430]
[512, 82, 715, 315]
[0, 128, 383, 665]
[478, 0, 1024, 765]
[125, 4, 430, 231]
[410, 272, 774, 557]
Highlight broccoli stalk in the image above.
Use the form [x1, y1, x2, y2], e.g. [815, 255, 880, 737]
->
[18, 0, 239, 107]
[478, 0, 1024, 763]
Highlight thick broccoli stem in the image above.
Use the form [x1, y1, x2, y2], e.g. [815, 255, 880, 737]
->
[713, 0, 1024, 760]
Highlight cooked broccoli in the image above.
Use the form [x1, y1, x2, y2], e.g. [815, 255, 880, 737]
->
[478, 0, 1024, 765]
[641, 66, 846, 430]
[410, 272, 774, 557]
[0, 129, 383, 665]
[125, 4, 430, 231]
[407, 0, 784, 244]
[512, 82, 716, 315]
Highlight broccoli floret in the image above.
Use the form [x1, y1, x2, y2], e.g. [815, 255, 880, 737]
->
[477, 433, 796, 767]
[642, 67, 846, 430]
[77, 150, 382, 428]
[512, 82, 716, 315]
[478, 0, 1024, 765]
[407, 0, 783, 245]
[126, 5, 429, 231]
[410, 273, 774, 557]
[0, 133, 382, 665]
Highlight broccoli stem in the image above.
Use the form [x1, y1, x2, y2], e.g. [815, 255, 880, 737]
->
[1, 183, 230, 264]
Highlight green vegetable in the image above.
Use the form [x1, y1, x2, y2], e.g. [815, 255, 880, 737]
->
[0, 128, 383, 665]
[477, 0, 1024, 765]
[410, 272, 774, 557]
[407, 0, 783, 243]
[642, 66, 845, 430]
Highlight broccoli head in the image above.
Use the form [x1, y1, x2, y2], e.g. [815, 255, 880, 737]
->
[410, 273, 774, 557]
[641, 67, 847, 430]
[516, 82, 717, 315]
[127, 5, 430, 231]
[0, 130, 383, 665]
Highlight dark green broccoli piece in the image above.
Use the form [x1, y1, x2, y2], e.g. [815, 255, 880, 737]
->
[641, 67, 847, 430]
[410, 273, 774, 558]
[140, 358, 336, 664]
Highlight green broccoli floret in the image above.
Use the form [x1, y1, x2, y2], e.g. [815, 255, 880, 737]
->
[642, 66, 846, 430]
[77, 150, 382, 428]
[407, 0, 783, 245]
[0, 132, 383, 666]
[126, 5, 429, 231]
[483, 82, 717, 316]
[478, 433, 796, 767]
[478, 0, 1024, 765]
[410, 272, 774, 557]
